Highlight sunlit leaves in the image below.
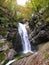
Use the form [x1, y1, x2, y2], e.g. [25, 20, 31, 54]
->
[0, 0, 49, 21]
[25, 0, 49, 14]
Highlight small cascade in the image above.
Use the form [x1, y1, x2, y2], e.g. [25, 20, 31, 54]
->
[18, 23, 32, 53]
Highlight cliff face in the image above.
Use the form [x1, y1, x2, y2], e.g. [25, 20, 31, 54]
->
[0, 22, 49, 65]
[12, 42, 49, 65]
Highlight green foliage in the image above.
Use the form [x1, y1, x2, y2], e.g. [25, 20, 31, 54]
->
[0, 0, 49, 23]
[6, 0, 17, 15]
[31, 0, 49, 13]
[16, 13, 24, 22]
[26, 0, 49, 13]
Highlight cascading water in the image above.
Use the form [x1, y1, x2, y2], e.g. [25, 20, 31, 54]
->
[18, 23, 32, 53]
[6, 23, 32, 65]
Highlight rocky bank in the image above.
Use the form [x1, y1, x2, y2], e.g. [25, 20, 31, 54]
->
[12, 42, 49, 65]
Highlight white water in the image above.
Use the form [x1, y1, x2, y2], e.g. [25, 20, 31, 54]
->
[6, 59, 16, 65]
[18, 23, 32, 53]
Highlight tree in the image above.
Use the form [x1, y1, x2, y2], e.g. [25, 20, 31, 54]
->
[25, 0, 49, 14]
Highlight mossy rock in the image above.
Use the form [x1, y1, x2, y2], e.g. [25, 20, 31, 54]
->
[0, 52, 5, 62]
[0, 42, 6, 47]
[0, 27, 7, 37]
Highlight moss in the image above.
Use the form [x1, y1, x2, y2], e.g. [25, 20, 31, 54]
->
[46, 17, 49, 22]
[31, 58, 35, 62]
[14, 53, 25, 59]
[41, 53, 49, 63]
[0, 27, 7, 37]
[41, 58, 45, 63]
[30, 57, 36, 63]
[45, 53, 49, 59]
[0, 52, 5, 62]
[0, 42, 7, 47]
[2, 31, 7, 37]
[0, 43, 4, 47]
[4, 49, 9, 54]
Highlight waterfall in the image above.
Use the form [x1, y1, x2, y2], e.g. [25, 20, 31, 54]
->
[5, 23, 32, 65]
[18, 23, 32, 53]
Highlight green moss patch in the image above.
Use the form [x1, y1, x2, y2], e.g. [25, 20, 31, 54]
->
[0, 42, 7, 47]
[14, 53, 25, 59]
[45, 53, 49, 59]
[0, 27, 7, 37]
[0, 52, 5, 62]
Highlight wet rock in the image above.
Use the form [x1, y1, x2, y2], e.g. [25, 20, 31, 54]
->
[29, 22, 49, 45]
[25, 22, 31, 34]
[6, 49, 17, 60]
[7, 31, 16, 41]
[0, 40, 12, 52]
[0, 35, 3, 39]
[11, 42, 49, 65]
[0, 44, 9, 51]
[0, 38, 6, 43]
[0, 39, 9, 51]
[3, 44, 9, 51]
[12, 32, 23, 52]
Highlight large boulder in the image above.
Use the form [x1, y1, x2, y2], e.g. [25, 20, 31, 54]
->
[11, 42, 49, 65]
[29, 22, 49, 46]
[7, 31, 15, 41]
[6, 49, 17, 60]
[0, 39, 9, 51]
[7, 28, 17, 41]
[12, 32, 23, 53]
